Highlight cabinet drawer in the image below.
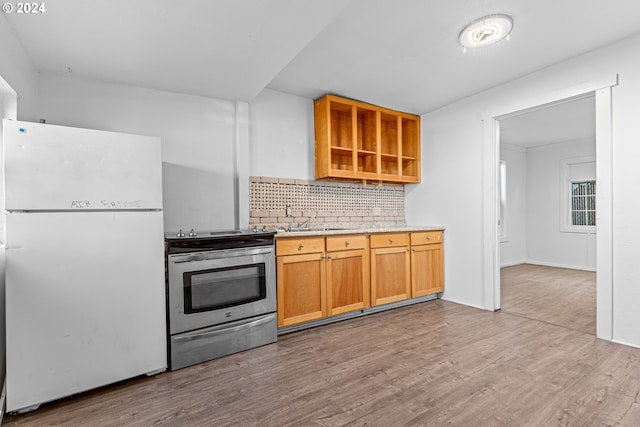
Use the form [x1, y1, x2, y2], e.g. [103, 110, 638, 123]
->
[326, 234, 367, 252]
[411, 231, 443, 246]
[369, 233, 410, 248]
[276, 237, 325, 255]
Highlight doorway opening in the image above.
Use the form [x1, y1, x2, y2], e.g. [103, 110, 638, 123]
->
[482, 75, 615, 341]
[498, 95, 596, 335]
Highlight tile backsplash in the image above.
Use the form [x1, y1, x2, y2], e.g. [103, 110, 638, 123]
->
[249, 176, 406, 230]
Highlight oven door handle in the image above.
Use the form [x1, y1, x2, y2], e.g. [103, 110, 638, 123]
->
[173, 315, 275, 342]
[170, 246, 274, 264]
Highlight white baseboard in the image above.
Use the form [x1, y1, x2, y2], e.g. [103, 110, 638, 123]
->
[500, 260, 526, 268]
[440, 296, 490, 311]
[612, 339, 640, 350]
[524, 259, 596, 272]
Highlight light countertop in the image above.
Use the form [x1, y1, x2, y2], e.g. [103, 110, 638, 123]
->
[275, 225, 445, 238]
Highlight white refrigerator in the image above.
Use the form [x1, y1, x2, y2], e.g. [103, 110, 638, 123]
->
[3, 119, 167, 413]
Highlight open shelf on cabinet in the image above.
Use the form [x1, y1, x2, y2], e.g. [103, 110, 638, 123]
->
[400, 116, 419, 182]
[330, 149, 353, 172]
[329, 101, 353, 150]
[356, 106, 377, 175]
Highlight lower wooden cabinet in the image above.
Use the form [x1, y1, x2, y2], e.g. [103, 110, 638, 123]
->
[277, 252, 326, 328]
[410, 231, 444, 297]
[326, 248, 370, 316]
[276, 235, 369, 328]
[370, 233, 411, 306]
[411, 243, 444, 297]
[370, 246, 411, 306]
[276, 229, 443, 329]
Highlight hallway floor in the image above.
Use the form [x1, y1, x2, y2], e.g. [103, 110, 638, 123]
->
[501, 263, 596, 335]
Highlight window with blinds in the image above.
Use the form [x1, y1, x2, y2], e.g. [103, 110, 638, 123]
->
[571, 180, 596, 226]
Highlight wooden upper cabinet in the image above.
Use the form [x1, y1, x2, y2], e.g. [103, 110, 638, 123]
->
[314, 94, 421, 184]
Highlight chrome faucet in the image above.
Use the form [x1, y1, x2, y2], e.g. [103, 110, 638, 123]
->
[297, 219, 310, 229]
[288, 219, 310, 231]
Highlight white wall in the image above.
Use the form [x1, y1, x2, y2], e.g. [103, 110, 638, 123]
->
[501, 140, 596, 270]
[36, 80, 320, 233]
[249, 88, 315, 180]
[406, 34, 640, 346]
[35, 77, 319, 231]
[406, 112, 486, 308]
[37, 74, 237, 232]
[526, 140, 596, 270]
[0, 15, 38, 121]
[499, 144, 526, 266]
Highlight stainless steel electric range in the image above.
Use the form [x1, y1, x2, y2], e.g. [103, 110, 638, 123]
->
[165, 228, 277, 370]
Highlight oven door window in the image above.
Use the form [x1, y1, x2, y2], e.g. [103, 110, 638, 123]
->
[184, 263, 266, 313]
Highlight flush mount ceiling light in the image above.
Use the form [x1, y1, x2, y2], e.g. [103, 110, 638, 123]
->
[459, 14, 513, 52]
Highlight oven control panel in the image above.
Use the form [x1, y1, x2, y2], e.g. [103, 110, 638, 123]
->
[165, 229, 275, 254]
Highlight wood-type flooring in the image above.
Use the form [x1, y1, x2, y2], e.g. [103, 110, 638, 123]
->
[501, 263, 596, 335]
[5, 264, 639, 426]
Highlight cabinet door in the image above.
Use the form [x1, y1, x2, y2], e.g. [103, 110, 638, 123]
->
[411, 243, 444, 297]
[370, 246, 411, 306]
[326, 249, 370, 316]
[277, 253, 326, 328]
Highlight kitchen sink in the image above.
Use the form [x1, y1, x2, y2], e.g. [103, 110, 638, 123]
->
[280, 227, 355, 233]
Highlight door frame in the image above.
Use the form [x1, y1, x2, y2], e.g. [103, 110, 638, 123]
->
[481, 74, 617, 341]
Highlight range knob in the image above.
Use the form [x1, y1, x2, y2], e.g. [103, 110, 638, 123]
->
[188, 228, 198, 237]
[176, 229, 185, 238]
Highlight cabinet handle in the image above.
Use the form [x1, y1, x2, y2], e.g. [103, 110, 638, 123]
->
[427, 236, 431, 240]
[389, 239, 394, 244]
[345, 241, 351, 246]
[412, 248, 416, 252]
[407, 248, 411, 252]
[299, 244, 305, 249]
[327, 255, 332, 259]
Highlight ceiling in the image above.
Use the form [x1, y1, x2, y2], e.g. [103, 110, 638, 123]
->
[3, 0, 640, 115]
[500, 95, 595, 148]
